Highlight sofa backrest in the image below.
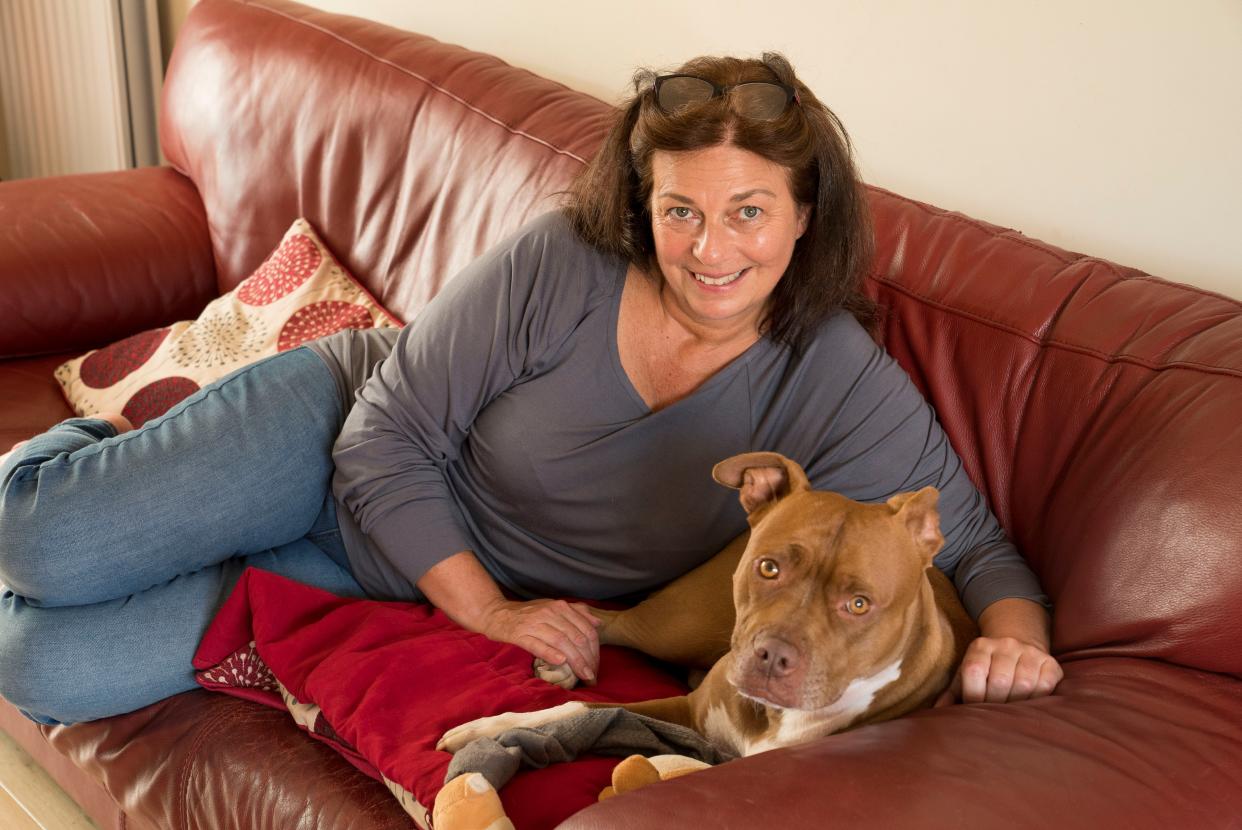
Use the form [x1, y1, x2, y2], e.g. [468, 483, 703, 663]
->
[867, 191, 1242, 679]
[161, 0, 611, 323]
[163, 0, 1242, 680]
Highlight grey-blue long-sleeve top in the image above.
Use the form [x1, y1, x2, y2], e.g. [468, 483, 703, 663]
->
[324, 211, 1048, 619]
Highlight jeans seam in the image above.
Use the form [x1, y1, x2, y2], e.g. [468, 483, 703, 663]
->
[304, 527, 350, 574]
[55, 351, 332, 471]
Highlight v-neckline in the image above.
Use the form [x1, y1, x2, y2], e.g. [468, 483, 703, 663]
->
[608, 268, 766, 415]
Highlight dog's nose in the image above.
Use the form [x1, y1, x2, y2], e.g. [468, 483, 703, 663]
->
[753, 636, 799, 678]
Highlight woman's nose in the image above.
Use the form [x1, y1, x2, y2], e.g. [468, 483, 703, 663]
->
[693, 221, 731, 266]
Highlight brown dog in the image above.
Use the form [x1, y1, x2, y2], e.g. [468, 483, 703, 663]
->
[438, 451, 976, 758]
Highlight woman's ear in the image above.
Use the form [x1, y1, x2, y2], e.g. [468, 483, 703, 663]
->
[795, 203, 811, 239]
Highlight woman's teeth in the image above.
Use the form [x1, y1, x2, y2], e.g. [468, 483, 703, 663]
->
[693, 269, 746, 286]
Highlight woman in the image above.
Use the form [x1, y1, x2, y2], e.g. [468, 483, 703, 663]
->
[0, 54, 1060, 725]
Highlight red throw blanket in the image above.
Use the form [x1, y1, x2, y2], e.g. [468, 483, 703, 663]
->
[193, 568, 689, 828]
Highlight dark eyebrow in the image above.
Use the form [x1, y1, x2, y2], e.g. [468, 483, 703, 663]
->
[656, 189, 777, 205]
[730, 189, 777, 202]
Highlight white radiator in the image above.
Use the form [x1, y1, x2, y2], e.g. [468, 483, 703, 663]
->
[0, 0, 163, 180]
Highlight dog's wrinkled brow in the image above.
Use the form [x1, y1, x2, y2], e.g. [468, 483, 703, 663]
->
[836, 575, 875, 597]
[817, 514, 846, 552]
[780, 543, 808, 563]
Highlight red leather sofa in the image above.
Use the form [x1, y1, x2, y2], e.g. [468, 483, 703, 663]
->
[2, 1, 1240, 827]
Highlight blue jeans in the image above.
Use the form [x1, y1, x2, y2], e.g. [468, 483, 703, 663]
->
[0, 347, 364, 724]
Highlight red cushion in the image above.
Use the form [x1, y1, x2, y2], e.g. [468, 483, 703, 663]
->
[194, 568, 688, 828]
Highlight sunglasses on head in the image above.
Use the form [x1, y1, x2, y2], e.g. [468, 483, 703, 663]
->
[652, 74, 800, 120]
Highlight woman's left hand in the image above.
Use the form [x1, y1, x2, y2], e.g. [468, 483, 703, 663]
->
[935, 636, 1063, 705]
[935, 597, 1063, 705]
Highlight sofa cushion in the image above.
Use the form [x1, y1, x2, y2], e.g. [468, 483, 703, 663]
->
[54, 218, 401, 427]
[40, 691, 416, 830]
[0, 354, 74, 450]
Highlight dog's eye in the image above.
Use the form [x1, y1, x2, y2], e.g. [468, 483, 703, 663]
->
[757, 558, 780, 579]
[846, 596, 871, 615]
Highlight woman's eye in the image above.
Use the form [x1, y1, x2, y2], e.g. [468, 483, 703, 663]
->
[668, 206, 693, 220]
[740, 205, 762, 220]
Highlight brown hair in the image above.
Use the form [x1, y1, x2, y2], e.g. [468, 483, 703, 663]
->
[565, 53, 877, 351]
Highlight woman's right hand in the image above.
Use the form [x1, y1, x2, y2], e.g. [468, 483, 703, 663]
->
[476, 597, 602, 684]
[416, 552, 603, 683]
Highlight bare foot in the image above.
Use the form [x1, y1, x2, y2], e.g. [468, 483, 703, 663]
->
[98, 413, 134, 435]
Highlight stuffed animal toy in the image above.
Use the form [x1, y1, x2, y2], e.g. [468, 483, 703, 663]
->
[598, 754, 711, 801]
[432, 773, 514, 830]
[432, 754, 711, 829]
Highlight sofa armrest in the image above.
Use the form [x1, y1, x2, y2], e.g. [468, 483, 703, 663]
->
[0, 167, 217, 359]
[559, 659, 1242, 829]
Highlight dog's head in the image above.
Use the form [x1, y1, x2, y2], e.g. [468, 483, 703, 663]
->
[712, 452, 944, 712]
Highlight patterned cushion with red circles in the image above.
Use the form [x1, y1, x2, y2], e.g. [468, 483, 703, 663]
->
[55, 219, 402, 427]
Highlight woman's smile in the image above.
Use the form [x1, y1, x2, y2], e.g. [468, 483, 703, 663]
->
[692, 266, 749, 287]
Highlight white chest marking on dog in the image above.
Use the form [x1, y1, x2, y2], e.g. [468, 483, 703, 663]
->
[702, 704, 746, 758]
[741, 658, 904, 757]
[436, 701, 586, 753]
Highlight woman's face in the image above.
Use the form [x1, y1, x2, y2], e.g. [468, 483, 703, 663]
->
[648, 143, 809, 336]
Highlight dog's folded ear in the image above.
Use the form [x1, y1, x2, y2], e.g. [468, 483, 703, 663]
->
[886, 487, 945, 562]
[713, 452, 812, 515]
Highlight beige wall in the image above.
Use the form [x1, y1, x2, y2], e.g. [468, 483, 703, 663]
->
[172, 0, 1242, 300]
[157, 0, 196, 68]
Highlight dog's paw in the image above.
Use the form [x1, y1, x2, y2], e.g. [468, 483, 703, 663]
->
[437, 713, 519, 753]
[436, 701, 588, 753]
[533, 658, 579, 689]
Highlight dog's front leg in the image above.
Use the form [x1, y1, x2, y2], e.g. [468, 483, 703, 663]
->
[436, 701, 589, 753]
[602, 695, 697, 733]
[598, 533, 747, 667]
[435, 695, 701, 755]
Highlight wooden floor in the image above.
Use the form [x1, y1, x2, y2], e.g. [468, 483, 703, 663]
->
[0, 729, 96, 830]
